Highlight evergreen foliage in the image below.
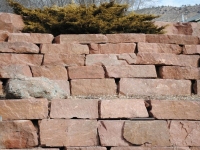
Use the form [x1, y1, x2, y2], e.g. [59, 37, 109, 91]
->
[7, 0, 165, 36]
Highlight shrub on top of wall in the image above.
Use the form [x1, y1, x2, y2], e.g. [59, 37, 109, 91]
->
[7, 0, 165, 36]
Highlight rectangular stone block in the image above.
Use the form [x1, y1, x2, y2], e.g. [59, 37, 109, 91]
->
[100, 99, 148, 119]
[191, 147, 200, 150]
[183, 45, 200, 54]
[136, 53, 199, 67]
[0, 98, 48, 120]
[0, 120, 38, 149]
[159, 66, 200, 79]
[111, 147, 190, 150]
[50, 99, 98, 119]
[8, 33, 54, 44]
[54, 34, 108, 44]
[0, 65, 32, 78]
[98, 120, 130, 146]
[40, 119, 98, 147]
[146, 34, 199, 45]
[119, 78, 191, 96]
[71, 79, 116, 96]
[99, 43, 136, 54]
[3, 149, 59, 150]
[86, 54, 127, 66]
[31, 65, 68, 80]
[105, 65, 157, 78]
[169, 121, 200, 146]
[106, 34, 146, 43]
[150, 100, 200, 120]
[0, 54, 43, 66]
[68, 66, 105, 79]
[41, 43, 89, 54]
[65, 147, 107, 150]
[194, 80, 200, 95]
[43, 54, 85, 66]
[138, 42, 182, 54]
[123, 121, 170, 146]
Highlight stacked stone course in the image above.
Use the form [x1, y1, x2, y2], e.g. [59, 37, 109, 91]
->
[0, 13, 200, 150]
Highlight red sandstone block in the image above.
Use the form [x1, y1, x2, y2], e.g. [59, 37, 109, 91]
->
[0, 30, 9, 42]
[123, 121, 170, 146]
[8, 33, 54, 44]
[138, 42, 182, 54]
[41, 43, 89, 54]
[191, 147, 200, 150]
[0, 120, 38, 149]
[146, 34, 199, 45]
[50, 99, 98, 119]
[169, 121, 200, 146]
[40, 119, 98, 147]
[3, 149, 60, 150]
[136, 53, 199, 67]
[43, 54, 85, 66]
[0, 98, 48, 120]
[89, 43, 99, 54]
[65, 147, 106, 150]
[111, 147, 190, 150]
[117, 53, 137, 64]
[71, 79, 116, 96]
[99, 43, 136, 54]
[31, 65, 68, 80]
[54, 34, 108, 44]
[53, 80, 71, 96]
[106, 34, 146, 43]
[150, 100, 200, 120]
[159, 66, 200, 79]
[0, 81, 3, 96]
[105, 65, 157, 78]
[0, 65, 32, 78]
[98, 120, 130, 146]
[119, 78, 191, 96]
[0, 54, 43, 66]
[183, 45, 200, 54]
[100, 99, 148, 119]
[68, 66, 105, 79]
[194, 80, 200, 95]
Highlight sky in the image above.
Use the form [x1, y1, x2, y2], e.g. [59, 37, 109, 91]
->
[158, 0, 200, 7]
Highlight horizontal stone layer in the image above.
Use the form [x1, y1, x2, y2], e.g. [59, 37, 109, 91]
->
[111, 147, 190, 150]
[65, 147, 107, 150]
[106, 34, 146, 43]
[183, 45, 200, 54]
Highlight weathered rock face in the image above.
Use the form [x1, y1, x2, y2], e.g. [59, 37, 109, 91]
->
[0, 30, 9, 42]
[98, 120, 130, 146]
[40, 119, 98, 147]
[5, 77, 69, 100]
[65, 147, 107, 150]
[0, 120, 38, 149]
[0, 80, 3, 96]
[150, 100, 200, 120]
[183, 45, 200, 54]
[111, 147, 190, 150]
[123, 121, 170, 146]
[117, 53, 137, 64]
[50, 99, 98, 119]
[106, 34, 145, 43]
[0, 98, 48, 120]
[0, 13, 25, 33]
[100, 99, 148, 119]
[169, 121, 200, 146]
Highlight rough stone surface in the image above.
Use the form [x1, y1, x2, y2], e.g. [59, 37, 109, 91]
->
[159, 66, 200, 79]
[146, 34, 199, 45]
[0, 30, 9, 42]
[0, 13, 25, 33]
[183, 45, 200, 54]
[65, 147, 107, 150]
[8, 33, 54, 44]
[0, 81, 3, 96]
[194, 80, 200, 95]
[86, 54, 127, 66]
[43, 54, 85, 66]
[3, 149, 59, 150]
[150, 100, 200, 120]
[100, 99, 148, 118]
[138, 42, 182, 54]
[71, 79, 116, 96]
[40, 119, 98, 147]
[31, 66, 68, 80]
[123, 121, 170, 146]
[68, 66, 105, 79]
[41, 43, 89, 54]
[106, 34, 146, 43]
[105, 65, 157, 78]
[98, 120, 130, 146]
[50, 99, 98, 119]
[0, 65, 32, 78]
[0, 42, 39, 53]
[111, 147, 190, 150]
[0, 54, 43, 66]
[169, 121, 200, 146]
[0, 98, 48, 120]
[99, 43, 136, 54]
[89, 43, 99, 54]
[119, 78, 191, 96]
[117, 53, 137, 64]
[0, 120, 38, 149]
[5, 77, 69, 100]
[54, 34, 108, 44]
[136, 53, 199, 67]
[191, 147, 200, 150]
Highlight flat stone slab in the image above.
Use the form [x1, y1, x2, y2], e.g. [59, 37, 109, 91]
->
[183, 45, 200, 54]
[106, 34, 145, 43]
[65, 147, 107, 150]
